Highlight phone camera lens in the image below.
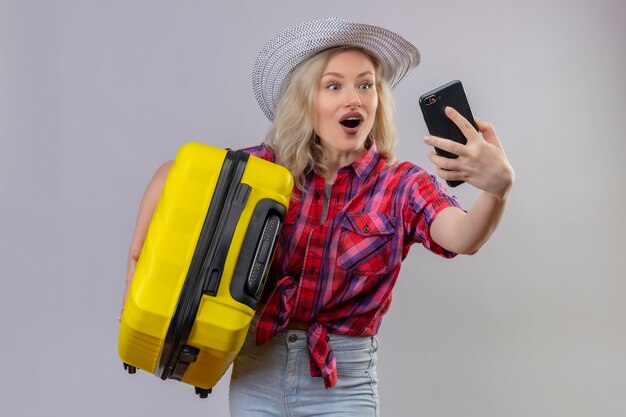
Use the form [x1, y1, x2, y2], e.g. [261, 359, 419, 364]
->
[426, 95, 437, 105]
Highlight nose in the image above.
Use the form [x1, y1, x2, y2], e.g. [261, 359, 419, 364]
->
[346, 88, 361, 108]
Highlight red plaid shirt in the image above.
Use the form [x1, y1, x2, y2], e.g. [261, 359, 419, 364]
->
[243, 143, 462, 388]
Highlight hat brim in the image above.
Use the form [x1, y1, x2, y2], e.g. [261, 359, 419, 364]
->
[253, 17, 420, 121]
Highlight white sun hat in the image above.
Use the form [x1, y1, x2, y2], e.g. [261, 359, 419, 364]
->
[252, 16, 421, 121]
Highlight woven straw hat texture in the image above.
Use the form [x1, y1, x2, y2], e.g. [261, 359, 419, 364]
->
[252, 17, 420, 121]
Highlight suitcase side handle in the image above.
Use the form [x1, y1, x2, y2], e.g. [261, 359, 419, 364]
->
[230, 199, 286, 309]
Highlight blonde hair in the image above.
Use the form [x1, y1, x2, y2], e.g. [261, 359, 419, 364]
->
[264, 47, 397, 189]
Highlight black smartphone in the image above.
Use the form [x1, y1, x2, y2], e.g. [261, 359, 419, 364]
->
[419, 80, 477, 187]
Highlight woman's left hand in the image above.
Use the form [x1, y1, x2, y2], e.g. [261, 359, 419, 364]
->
[424, 106, 515, 199]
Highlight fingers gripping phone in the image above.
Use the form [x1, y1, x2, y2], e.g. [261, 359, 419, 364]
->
[419, 80, 477, 187]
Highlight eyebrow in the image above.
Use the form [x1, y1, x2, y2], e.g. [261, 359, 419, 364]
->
[321, 71, 375, 78]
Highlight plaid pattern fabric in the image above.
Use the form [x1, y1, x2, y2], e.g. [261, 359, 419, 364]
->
[244, 143, 462, 388]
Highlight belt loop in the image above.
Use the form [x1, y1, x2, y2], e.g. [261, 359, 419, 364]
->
[371, 335, 378, 351]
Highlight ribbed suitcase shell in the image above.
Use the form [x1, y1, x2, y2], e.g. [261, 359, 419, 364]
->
[118, 142, 293, 395]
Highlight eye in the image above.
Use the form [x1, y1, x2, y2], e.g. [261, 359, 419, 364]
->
[327, 82, 341, 91]
[359, 82, 374, 90]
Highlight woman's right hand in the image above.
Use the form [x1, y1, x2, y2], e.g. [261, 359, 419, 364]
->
[119, 160, 173, 322]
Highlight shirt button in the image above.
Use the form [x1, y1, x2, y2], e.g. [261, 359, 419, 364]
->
[363, 226, 370, 233]
[288, 334, 298, 343]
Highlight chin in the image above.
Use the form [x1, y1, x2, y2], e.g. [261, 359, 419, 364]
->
[318, 128, 370, 156]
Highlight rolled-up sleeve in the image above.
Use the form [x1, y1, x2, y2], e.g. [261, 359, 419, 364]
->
[403, 172, 463, 258]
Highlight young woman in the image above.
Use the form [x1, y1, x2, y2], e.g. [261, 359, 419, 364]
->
[121, 17, 514, 416]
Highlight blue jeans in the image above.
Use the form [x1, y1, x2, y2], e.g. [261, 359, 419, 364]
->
[229, 324, 380, 416]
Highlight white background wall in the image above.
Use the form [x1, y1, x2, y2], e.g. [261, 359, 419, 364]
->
[1, 1, 624, 416]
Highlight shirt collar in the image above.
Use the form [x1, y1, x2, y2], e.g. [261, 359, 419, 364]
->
[341, 141, 381, 183]
[308, 141, 383, 183]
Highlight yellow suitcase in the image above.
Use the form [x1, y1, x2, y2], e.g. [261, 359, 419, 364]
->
[118, 142, 293, 397]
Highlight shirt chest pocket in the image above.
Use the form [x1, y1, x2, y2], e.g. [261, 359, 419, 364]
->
[336, 213, 397, 275]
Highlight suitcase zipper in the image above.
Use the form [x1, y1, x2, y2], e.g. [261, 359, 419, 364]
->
[157, 149, 250, 387]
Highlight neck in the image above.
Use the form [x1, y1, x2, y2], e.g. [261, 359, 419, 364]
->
[322, 155, 351, 184]
[322, 148, 365, 182]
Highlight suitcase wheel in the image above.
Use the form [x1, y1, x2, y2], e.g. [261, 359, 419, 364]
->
[123, 363, 137, 374]
[194, 387, 212, 398]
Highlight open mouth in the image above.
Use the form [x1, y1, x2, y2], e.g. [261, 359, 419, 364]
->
[339, 110, 365, 130]
[340, 118, 362, 128]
